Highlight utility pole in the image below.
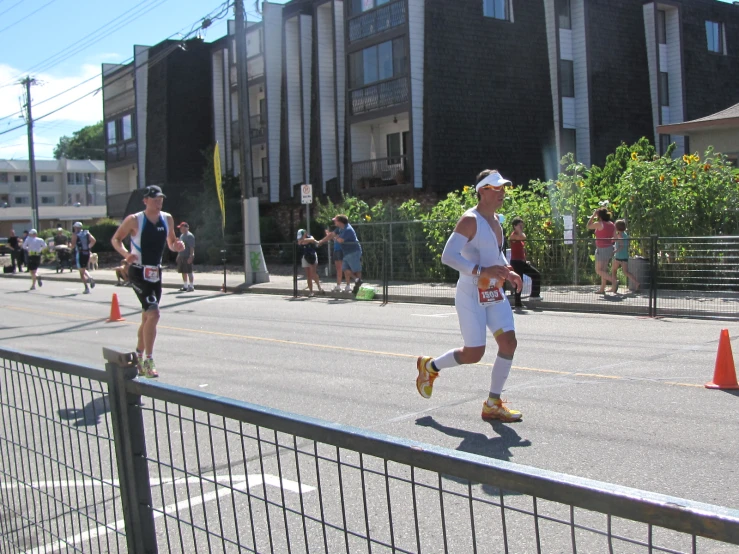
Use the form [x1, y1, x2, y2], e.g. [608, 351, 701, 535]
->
[22, 77, 39, 231]
[234, 0, 269, 284]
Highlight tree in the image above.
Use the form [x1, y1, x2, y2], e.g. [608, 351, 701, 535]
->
[53, 121, 105, 160]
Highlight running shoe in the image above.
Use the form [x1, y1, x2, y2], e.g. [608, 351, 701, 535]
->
[187, 285, 195, 292]
[179, 286, 188, 292]
[37, 277, 42, 287]
[88, 277, 95, 289]
[83, 288, 90, 294]
[352, 279, 363, 296]
[416, 356, 438, 399]
[344, 285, 352, 293]
[29, 285, 36, 290]
[143, 358, 159, 378]
[331, 285, 341, 292]
[481, 399, 522, 422]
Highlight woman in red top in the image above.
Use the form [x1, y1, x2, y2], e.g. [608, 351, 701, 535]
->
[508, 217, 542, 307]
[587, 207, 617, 294]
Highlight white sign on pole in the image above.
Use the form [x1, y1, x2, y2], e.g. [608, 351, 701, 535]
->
[563, 215, 573, 245]
[301, 184, 313, 205]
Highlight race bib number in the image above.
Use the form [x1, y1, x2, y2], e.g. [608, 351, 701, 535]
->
[478, 286, 505, 307]
[143, 265, 160, 283]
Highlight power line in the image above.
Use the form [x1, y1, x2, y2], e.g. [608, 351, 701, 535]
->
[0, 0, 22, 18]
[0, 0, 60, 34]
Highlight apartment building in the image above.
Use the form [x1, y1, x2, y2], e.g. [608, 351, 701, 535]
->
[103, 38, 213, 220]
[0, 159, 106, 233]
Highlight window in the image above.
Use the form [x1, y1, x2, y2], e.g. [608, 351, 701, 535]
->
[658, 72, 669, 106]
[561, 128, 576, 159]
[483, 0, 510, 21]
[657, 10, 666, 44]
[706, 21, 725, 54]
[560, 60, 575, 98]
[349, 39, 406, 88]
[14, 197, 29, 205]
[261, 157, 268, 178]
[387, 133, 401, 164]
[41, 196, 55, 205]
[122, 114, 133, 141]
[557, 0, 571, 30]
[350, 0, 390, 16]
[14, 175, 28, 183]
[659, 134, 671, 155]
[259, 98, 266, 122]
[0, 173, 7, 183]
[40, 174, 54, 183]
[107, 120, 117, 145]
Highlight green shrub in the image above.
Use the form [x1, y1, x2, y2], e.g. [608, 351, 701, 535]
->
[89, 218, 121, 252]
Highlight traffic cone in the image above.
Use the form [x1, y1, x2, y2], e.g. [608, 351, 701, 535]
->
[106, 293, 125, 323]
[705, 329, 739, 389]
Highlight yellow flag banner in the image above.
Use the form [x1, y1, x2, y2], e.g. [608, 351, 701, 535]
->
[214, 142, 225, 233]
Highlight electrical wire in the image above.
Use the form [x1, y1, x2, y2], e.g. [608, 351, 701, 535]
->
[0, 0, 23, 18]
[0, 0, 60, 34]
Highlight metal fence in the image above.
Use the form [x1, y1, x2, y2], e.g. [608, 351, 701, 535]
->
[2, 346, 739, 553]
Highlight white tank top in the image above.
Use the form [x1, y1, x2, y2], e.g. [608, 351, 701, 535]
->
[459, 208, 507, 285]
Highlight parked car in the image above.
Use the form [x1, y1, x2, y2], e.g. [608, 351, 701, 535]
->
[0, 237, 11, 255]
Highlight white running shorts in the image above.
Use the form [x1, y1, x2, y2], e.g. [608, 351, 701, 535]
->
[455, 280, 515, 347]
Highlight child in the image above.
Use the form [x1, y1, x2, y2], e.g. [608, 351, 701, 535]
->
[114, 260, 130, 286]
[611, 219, 639, 293]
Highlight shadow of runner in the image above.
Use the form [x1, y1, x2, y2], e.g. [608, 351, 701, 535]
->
[415, 415, 531, 496]
[58, 395, 110, 427]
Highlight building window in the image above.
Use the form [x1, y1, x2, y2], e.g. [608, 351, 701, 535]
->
[40, 174, 54, 183]
[658, 72, 669, 106]
[561, 128, 576, 159]
[557, 0, 571, 30]
[0, 173, 7, 183]
[483, 0, 510, 21]
[387, 133, 401, 164]
[560, 60, 575, 98]
[14, 175, 28, 183]
[14, 197, 29, 205]
[350, 0, 391, 16]
[657, 10, 667, 44]
[349, 38, 406, 89]
[41, 196, 55, 205]
[122, 114, 133, 141]
[659, 134, 671, 155]
[107, 120, 117, 145]
[706, 21, 725, 54]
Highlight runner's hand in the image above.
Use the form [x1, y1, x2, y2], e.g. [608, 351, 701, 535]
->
[507, 271, 523, 293]
[173, 240, 186, 252]
[481, 265, 510, 282]
[125, 253, 137, 264]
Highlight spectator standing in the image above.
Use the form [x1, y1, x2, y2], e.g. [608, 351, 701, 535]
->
[69, 221, 97, 294]
[508, 217, 542, 307]
[331, 214, 363, 294]
[52, 227, 68, 248]
[23, 229, 46, 290]
[297, 229, 323, 296]
[324, 227, 347, 292]
[8, 229, 22, 272]
[21, 230, 29, 271]
[611, 219, 639, 293]
[587, 207, 617, 294]
[176, 222, 196, 292]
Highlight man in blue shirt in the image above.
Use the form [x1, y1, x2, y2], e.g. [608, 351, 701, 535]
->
[331, 214, 363, 294]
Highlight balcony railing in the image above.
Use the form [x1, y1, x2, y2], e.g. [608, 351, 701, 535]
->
[105, 140, 137, 164]
[351, 155, 409, 191]
[348, 0, 407, 43]
[253, 175, 269, 202]
[350, 76, 409, 115]
[231, 116, 266, 147]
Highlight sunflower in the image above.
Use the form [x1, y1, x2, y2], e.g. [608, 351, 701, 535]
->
[704, 164, 711, 172]
[631, 152, 638, 161]
[364, 215, 371, 221]
[672, 177, 678, 187]
[659, 175, 665, 182]
[682, 154, 690, 163]
[463, 185, 470, 193]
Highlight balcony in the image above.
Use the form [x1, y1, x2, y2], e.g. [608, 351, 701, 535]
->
[351, 156, 410, 194]
[253, 175, 269, 202]
[229, 56, 265, 87]
[350, 76, 408, 116]
[105, 140, 137, 165]
[231, 116, 267, 147]
[348, 0, 407, 43]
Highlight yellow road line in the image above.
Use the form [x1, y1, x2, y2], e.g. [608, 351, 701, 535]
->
[1, 304, 705, 389]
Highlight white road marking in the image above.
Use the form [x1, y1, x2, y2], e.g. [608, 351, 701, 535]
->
[22, 473, 314, 554]
[410, 313, 456, 318]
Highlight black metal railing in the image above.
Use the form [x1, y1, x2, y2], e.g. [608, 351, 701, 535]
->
[351, 155, 409, 191]
[1, 345, 738, 552]
[348, 0, 407, 42]
[250, 114, 266, 140]
[350, 75, 409, 115]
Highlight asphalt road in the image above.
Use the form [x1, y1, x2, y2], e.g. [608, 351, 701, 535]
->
[1, 276, 738, 552]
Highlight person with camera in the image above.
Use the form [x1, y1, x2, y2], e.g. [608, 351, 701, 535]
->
[297, 229, 323, 296]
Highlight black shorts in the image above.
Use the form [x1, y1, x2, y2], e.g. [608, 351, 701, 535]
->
[27, 255, 41, 271]
[76, 251, 90, 269]
[128, 265, 162, 311]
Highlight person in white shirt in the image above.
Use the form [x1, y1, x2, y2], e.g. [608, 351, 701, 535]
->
[23, 229, 47, 290]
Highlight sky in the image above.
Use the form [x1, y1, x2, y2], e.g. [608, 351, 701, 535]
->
[0, 0, 290, 160]
[0, 0, 735, 161]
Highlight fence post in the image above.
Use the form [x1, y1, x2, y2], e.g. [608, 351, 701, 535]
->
[104, 347, 158, 554]
[293, 241, 298, 298]
[650, 235, 658, 317]
[382, 239, 388, 304]
[389, 222, 394, 281]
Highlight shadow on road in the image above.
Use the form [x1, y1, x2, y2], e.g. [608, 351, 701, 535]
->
[58, 395, 110, 427]
[415, 415, 531, 496]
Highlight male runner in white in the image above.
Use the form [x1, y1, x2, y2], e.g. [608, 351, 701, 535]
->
[415, 170, 524, 422]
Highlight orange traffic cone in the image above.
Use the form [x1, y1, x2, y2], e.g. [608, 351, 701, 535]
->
[106, 293, 125, 323]
[705, 329, 739, 389]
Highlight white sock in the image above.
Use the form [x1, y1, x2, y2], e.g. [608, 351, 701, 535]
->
[489, 355, 513, 398]
[432, 349, 459, 371]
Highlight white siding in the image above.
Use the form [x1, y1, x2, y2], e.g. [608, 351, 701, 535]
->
[317, 4, 337, 193]
[264, 2, 283, 202]
[285, 16, 303, 193]
[571, 0, 590, 166]
[544, 0, 561, 174]
[643, 4, 660, 145]
[351, 125, 372, 161]
[334, 0, 345, 190]
[134, 45, 149, 189]
[559, 29, 573, 60]
[659, 44, 668, 73]
[562, 97, 576, 129]
[408, 0, 424, 189]
[300, 15, 313, 185]
[211, 49, 227, 175]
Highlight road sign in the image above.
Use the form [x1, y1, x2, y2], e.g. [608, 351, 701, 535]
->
[301, 184, 313, 205]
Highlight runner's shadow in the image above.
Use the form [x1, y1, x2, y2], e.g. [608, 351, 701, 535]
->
[58, 395, 110, 427]
[415, 415, 531, 497]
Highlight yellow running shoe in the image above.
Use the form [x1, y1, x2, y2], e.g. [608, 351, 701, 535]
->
[416, 356, 438, 399]
[481, 399, 522, 422]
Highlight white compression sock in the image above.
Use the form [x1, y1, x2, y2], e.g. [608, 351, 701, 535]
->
[432, 349, 459, 371]
[489, 355, 513, 396]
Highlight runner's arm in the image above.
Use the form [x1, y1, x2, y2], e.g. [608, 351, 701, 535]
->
[111, 215, 138, 263]
[87, 233, 96, 249]
[166, 215, 185, 252]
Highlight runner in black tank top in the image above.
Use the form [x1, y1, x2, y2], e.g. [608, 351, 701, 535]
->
[111, 186, 185, 378]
